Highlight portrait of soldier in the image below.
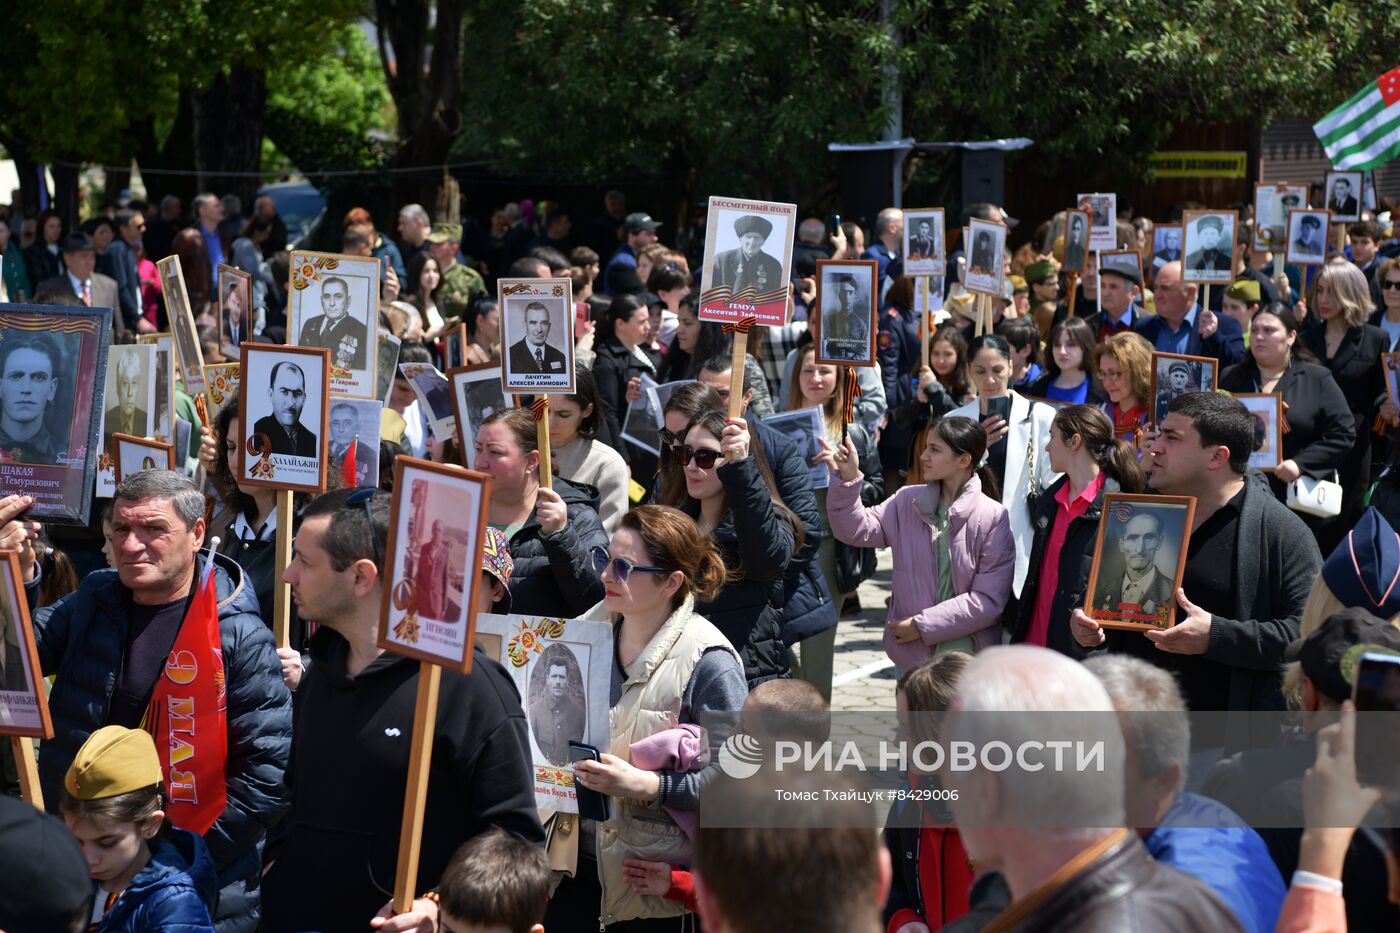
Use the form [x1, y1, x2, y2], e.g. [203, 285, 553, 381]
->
[507, 301, 567, 376]
[1291, 214, 1324, 261]
[969, 230, 997, 276]
[1096, 511, 1175, 618]
[0, 332, 66, 465]
[907, 218, 937, 260]
[103, 350, 150, 452]
[1185, 215, 1231, 275]
[413, 518, 452, 622]
[529, 643, 586, 766]
[821, 272, 870, 361]
[327, 401, 375, 487]
[712, 214, 784, 295]
[253, 360, 318, 458]
[1155, 360, 1199, 419]
[1064, 215, 1088, 271]
[298, 275, 368, 370]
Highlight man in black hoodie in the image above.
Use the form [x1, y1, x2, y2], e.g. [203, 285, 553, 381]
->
[260, 488, 543, 933]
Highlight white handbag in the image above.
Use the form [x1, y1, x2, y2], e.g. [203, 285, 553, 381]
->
[1287, 472, 1343, 518]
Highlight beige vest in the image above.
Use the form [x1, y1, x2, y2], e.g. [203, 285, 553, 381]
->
[595, 596, 740, 925]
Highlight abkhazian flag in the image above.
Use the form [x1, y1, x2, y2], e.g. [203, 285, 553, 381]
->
[1314, 66, 1400, 171]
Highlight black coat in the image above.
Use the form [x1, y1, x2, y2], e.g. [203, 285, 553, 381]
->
[891, 379, 971, 435]
[504, 476, 609, 618]
[31, 552, 290, 933]
[1010, 475, 1121, 655]
[590, 334, 661, 472]
[21, 241, 62, 292]
[1219, 358, 1355, 502]
[687, 454, 796, 685]
[260, 631, 544, 932]
[1300, 322, 1388, 549]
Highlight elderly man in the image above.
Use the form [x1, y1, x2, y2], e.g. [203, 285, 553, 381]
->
[102, 350, 150, 451]
[297, 274, 368, 370]
[1093, 510, 1174, 623]
[507, 301, 567, 375]
[6, 472, 290, 932]
[427, 222, 487, 326]
[37, 233, 123, 338]
[1083, 260, 1144, 340]
[254, 361, 318, 457]
[861, 207, 904, 285]
[0, 332, 65, 464]
[263, 488, 541, 933]
[1086, 655, 1286, 933]
[397, 203, 431, 264]
[327, 401, 375, 487]
[1134, 260, 1245, 366]
[713, 214, 784, 296]
[939, 645, 1242, 931]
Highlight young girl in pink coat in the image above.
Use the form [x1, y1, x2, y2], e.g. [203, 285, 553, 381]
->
[821, 416, 1015, 671]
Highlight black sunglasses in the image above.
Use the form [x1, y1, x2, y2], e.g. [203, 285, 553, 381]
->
[590, 546, 669, 583]
[346, 487, 383, 570]
[676, 446, 722, 469]
[1383, 281, 1400, 290]
[659, 427, 681, 448]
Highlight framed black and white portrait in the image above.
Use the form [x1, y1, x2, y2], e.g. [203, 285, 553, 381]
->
[400, 361, 457, 444]
[1233, 393, 1283, 472]
[1253, 183, 1309, 251]
[1285, 208, 1331, 267]
[763, 407, 828, 490]
[0, 304, 112, 523]
[289, 251, 380, 400]
[1179, 210, 1237, 285]
[137, 333, 176, 445]
[326, 397, 383, 489]
[379, 457, 490, 674]
[377, 330, 402, 407]
[474, 611, 613, 813]
[902, 208, 945, 278]
[96, 343, 157, 497]
[450, 362, 509, 461]
[499, 277, 575, 394]
[0, 551, 52, 739]
[1062, 209, 1091, 274]
[112, 433, 177, 483]
[1151, 224, 1182, 272]
[238, 344, 330, 493]
[158, 255, 206, 394]
[1150, 352, 1218, 426]
[964, 218, 1007, 296]
[217, 263, 253, 357]
[697, 195, 798, 327]
[1076, 192, 1118, 252]
[1324, 170, 1363, 223]
[815, 259, 877, 367]
[1085, 494, 1196, 631]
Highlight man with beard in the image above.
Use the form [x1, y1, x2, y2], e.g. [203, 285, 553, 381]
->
[1094, 511, 1175, 624]
[528, 651, 585, 766]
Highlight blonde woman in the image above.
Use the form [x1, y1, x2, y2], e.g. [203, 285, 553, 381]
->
[1299, 261, 1387, 549]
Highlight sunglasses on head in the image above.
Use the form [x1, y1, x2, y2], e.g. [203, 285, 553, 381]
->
[590, 546, 669, 583]
[676, 446, 722, 469]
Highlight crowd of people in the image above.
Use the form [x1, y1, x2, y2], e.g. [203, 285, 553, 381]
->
[1, 187, 1400, 933]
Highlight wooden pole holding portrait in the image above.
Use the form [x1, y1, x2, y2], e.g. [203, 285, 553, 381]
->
[532, 396, 553, 489]
[377, 457, 491, 916]
[272, 490, 294, 648]
[919, 277, 931, 371]
[1065, 272, 1080, 318]
[9, 738, 42, 808]
[0, 548, 54, 808]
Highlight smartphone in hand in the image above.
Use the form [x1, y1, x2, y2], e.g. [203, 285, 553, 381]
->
[569, 741, 615, 821]
[1353, 652, 1400, 788]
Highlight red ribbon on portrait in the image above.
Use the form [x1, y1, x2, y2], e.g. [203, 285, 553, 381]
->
[721, 316, 757, 335]
[142, 558, 227, 834]
[840, 367, 861, 425]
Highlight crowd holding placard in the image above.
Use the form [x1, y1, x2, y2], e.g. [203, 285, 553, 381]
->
[3, 188, 1400, 933]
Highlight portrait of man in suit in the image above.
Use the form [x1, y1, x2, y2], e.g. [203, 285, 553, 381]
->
[38, 234, 125, 339]
[297, 275, 368, 370]
[529, 643, 587, 766]
[413, 518, 453, 622]
[1328, 175, 1360, 219]
[1064, 215, 1088, 271]
[253, 360, 318, 458]
[328, 401, 376, 487]
[0, 332, 66, 465]
[1184, 215, 1232, 279]
[220, 274, 249, 355]
[820, 272, 871, 363]
[907, 218, 936, 260]
[1095, 511, 1175, 623]
[970, 230, 997, 276]
[1152, 226, 1181, 265]
[102, 349, 150, 452]
[506, 301, 568, 377]
[712, 214, 783, 295]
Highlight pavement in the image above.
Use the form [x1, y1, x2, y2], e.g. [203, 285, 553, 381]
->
[829, 547, 900, 712]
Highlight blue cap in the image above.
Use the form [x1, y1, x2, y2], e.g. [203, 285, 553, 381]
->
[1321, 507, 1400, 618]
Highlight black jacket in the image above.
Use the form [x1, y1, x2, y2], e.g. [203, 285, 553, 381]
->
[31, 552, 290, 933]
[506, 476, 610, 618]
[591, 334, 661, 466]
[687, 454, 796, 685]
[217, 515, 307, 651]
[1299, 322, 1388, 547]
[1011, 475, 1121, 655]
[1220, 358, 1355, 497]
[1023, 371, 1107, 407]
[260, 631, 544, 932]
[937, 834, 1242, 933]
[891, 378, 970, 435]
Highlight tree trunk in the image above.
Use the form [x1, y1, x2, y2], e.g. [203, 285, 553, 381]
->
[0, 131, 47, 219]
[193, 66, 267, 206]
[135, 85, 200, 208]
[376, 0, 465, 210]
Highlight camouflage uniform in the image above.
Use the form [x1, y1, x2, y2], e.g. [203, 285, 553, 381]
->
[439, 260, 486, 326]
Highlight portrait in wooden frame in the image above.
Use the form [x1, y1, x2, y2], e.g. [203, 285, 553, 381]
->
[1285, 208, 1332, 267]
[378, 456, 492, 674]
[1062, 208, 1091, 274]
[112, 433, 178, 483]
[0, 550, 53, 739]
[137, 332, 177, 444]
[1084, 493, 1197, 632]
[217, 262, 253, 357]
[288, 250, 380, 399]
[814, 259, 878, 367]
[1149, 352, 1218, 426]
[157, 254, 207, 394]
[1179, 210, 1238, 285]
[1232, 393, 1283, 472]
[1253, 182, 1309, 251]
